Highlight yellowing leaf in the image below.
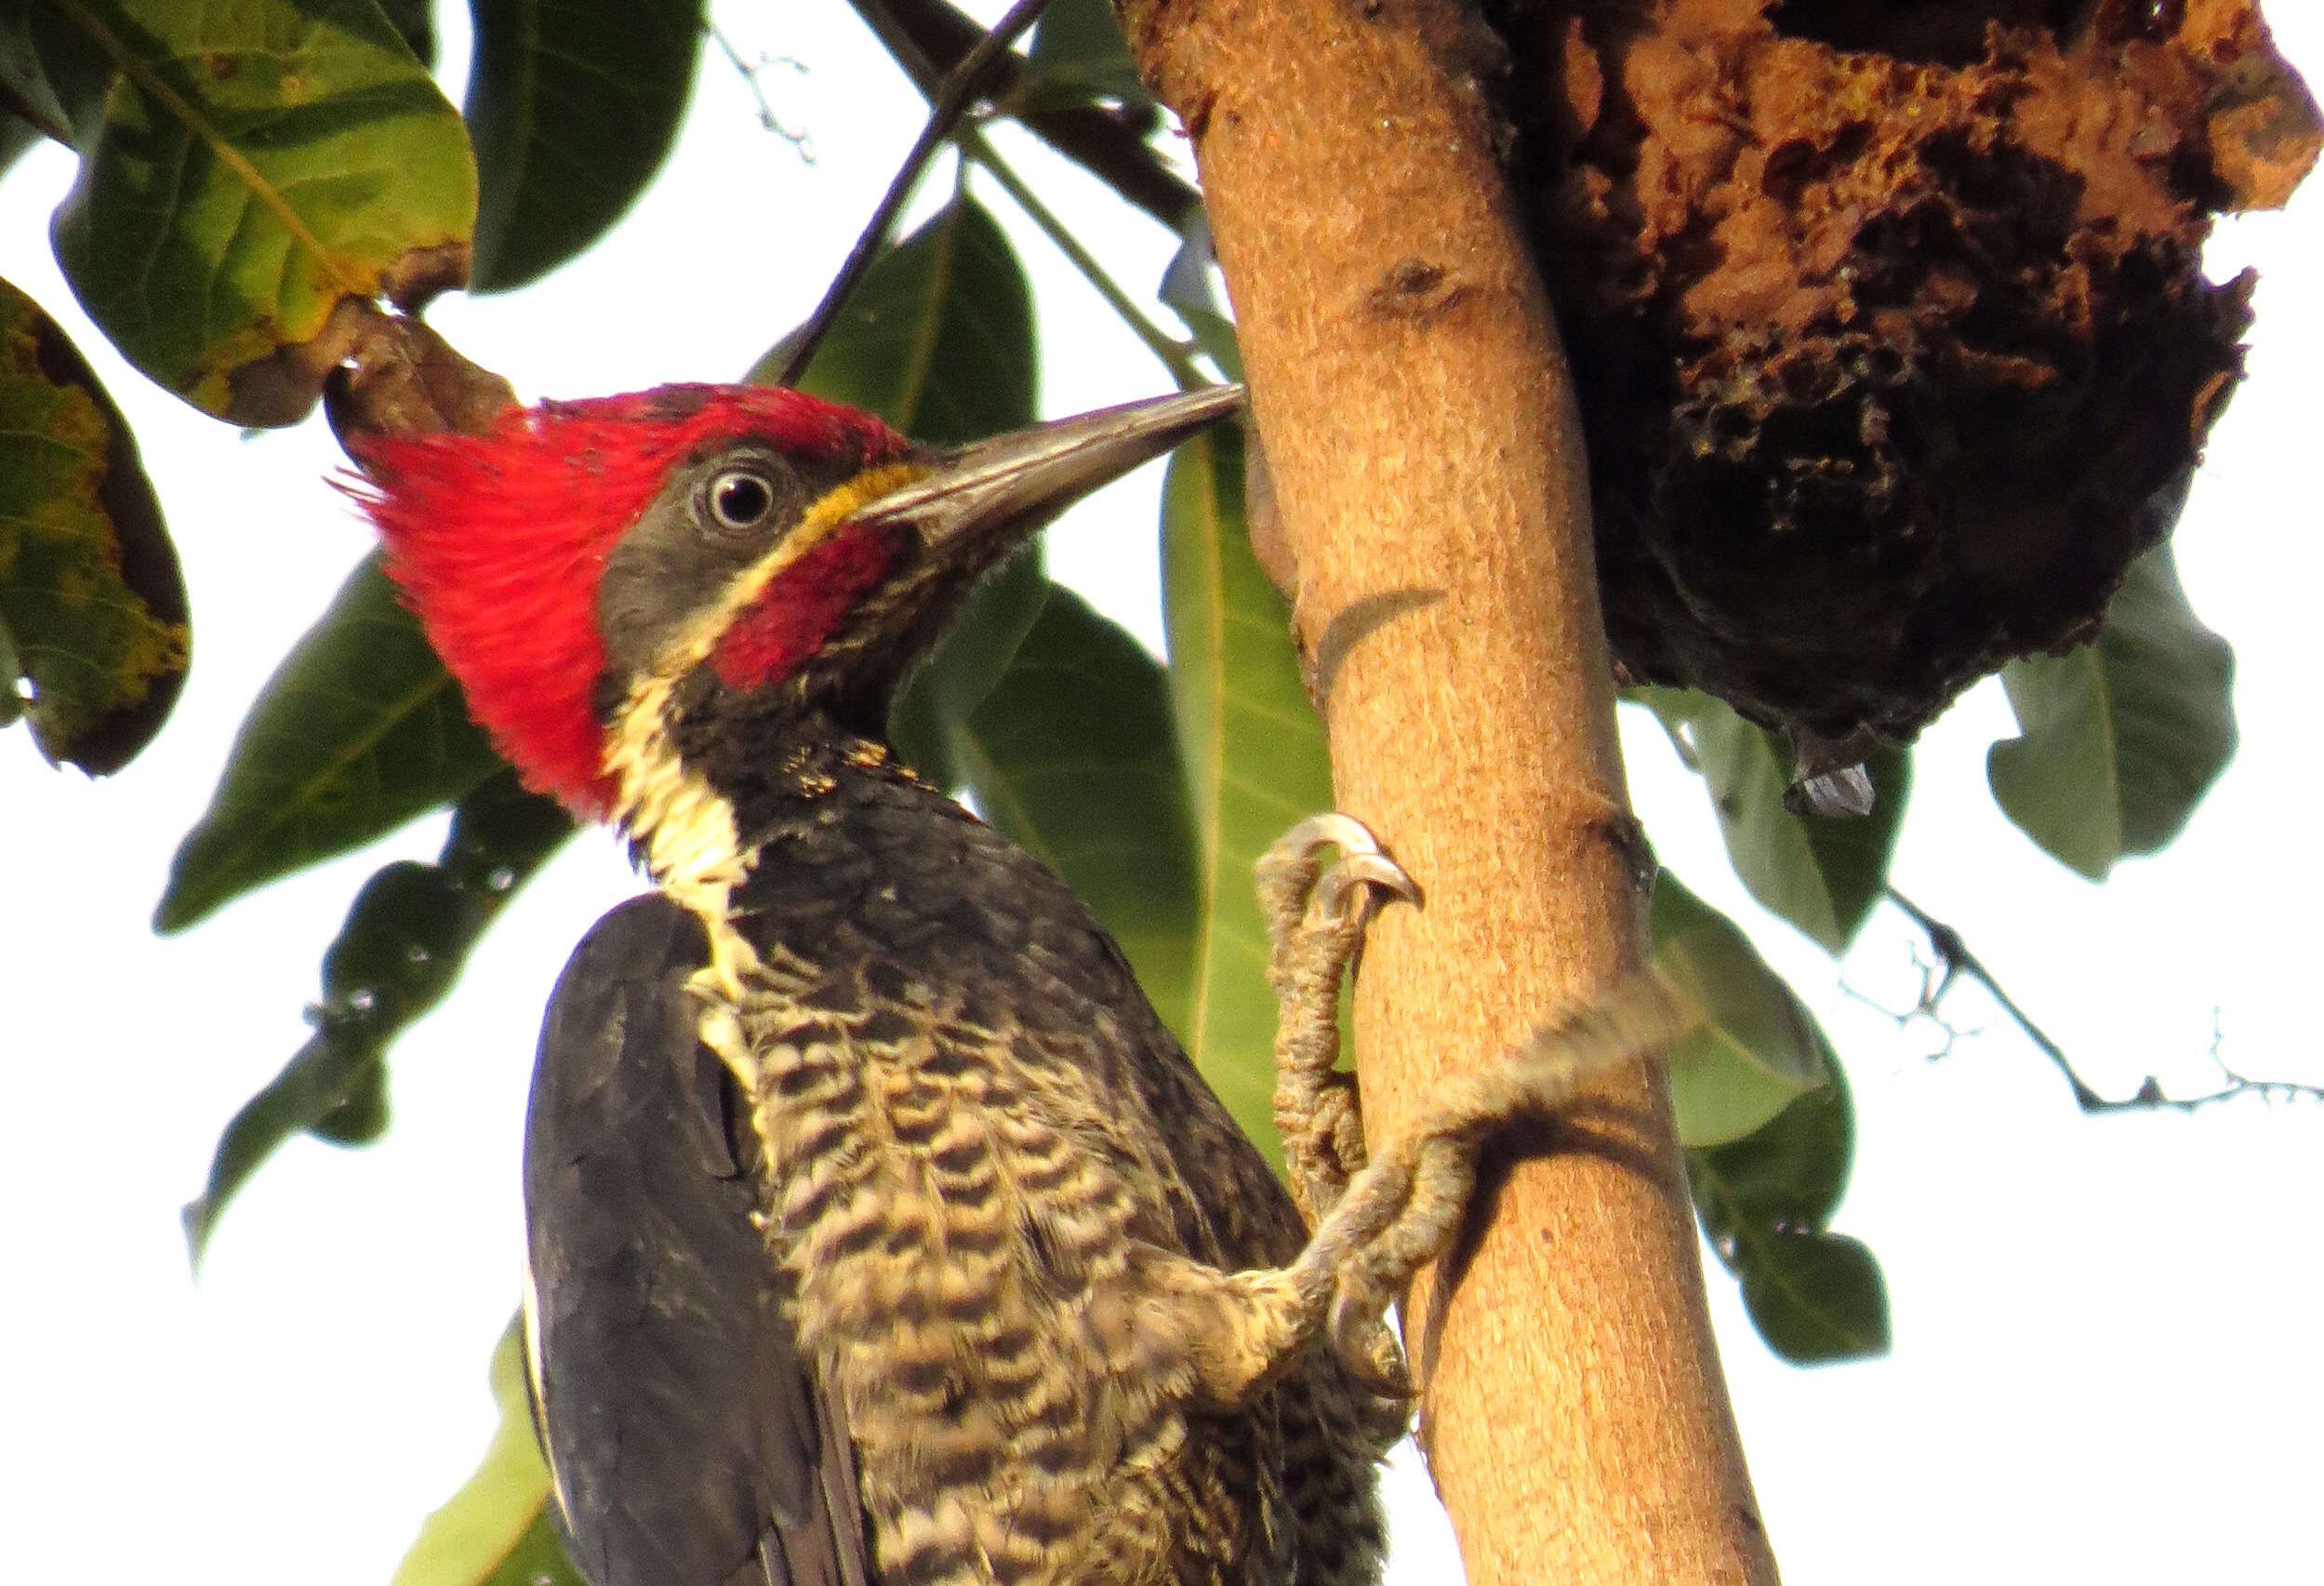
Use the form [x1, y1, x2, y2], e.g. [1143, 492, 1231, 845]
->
[0, 274, 186, 772]
[392, 1317, 582, 1586]
[37, 0, 475, 423]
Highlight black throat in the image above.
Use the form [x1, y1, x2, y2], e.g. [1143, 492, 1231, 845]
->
[657, 683, 955, 860]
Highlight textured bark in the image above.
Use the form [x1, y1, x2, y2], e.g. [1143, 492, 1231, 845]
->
[1120, 0, 1776, 1579]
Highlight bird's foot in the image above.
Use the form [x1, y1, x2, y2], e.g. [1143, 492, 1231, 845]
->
[1255, 814, 1418, 1232]
[1126, 956, 1694, 1413]
[1149, 817, 1693, 1407]
[1288, 971, 1697, 1389]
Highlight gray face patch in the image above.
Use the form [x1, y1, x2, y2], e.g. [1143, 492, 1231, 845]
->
[594, 440, 862, 686]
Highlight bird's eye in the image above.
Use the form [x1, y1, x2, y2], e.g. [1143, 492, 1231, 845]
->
[706, 468, 777, 534]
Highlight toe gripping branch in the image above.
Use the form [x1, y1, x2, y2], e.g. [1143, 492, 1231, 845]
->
[1249, 814, 1699, 1398]
[1115, 814, 1695, 1417]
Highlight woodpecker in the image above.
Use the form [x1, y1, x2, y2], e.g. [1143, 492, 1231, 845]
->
[352, 381, 1685, 1586]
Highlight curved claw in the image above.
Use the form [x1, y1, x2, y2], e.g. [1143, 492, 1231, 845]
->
[1328, 1289, 1413, 1399]
[1275, 811, 1389, 863]
[1311, 851, 1420, 927]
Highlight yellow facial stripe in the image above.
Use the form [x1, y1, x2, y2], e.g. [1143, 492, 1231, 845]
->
[643, 459, 933, 687]
[599, 459, 934, 939]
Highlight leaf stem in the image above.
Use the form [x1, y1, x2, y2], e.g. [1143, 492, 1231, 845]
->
[961, 127, 1202, 388]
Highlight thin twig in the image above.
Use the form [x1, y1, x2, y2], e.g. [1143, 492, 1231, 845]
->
[961, 127, 1202, 388]
[848, 0, 1201, 225]
[777, 0, 1055, 388]
[707, 22, 816, 160]
[1884, 886, 2324, 1113]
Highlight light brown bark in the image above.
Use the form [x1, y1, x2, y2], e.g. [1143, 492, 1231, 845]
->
[1120, 0, 1778, 1579]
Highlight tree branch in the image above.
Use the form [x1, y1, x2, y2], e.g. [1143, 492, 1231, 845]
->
[1117, 0, 1774, 1579]
[1883, 888, 2324, 1113]
[848, 0, 1201, 226]
[777, 0, 1053, 387]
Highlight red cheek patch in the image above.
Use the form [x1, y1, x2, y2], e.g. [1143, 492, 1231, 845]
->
[709, 525, 905, 691]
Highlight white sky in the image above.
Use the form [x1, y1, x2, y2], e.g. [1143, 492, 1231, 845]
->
[3, 6, 2320, 1583]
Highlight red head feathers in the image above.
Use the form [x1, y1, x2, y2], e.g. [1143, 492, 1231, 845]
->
[348, 384, 910, 819]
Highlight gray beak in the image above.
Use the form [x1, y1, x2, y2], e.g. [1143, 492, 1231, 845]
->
[850, 384, 1245, 546]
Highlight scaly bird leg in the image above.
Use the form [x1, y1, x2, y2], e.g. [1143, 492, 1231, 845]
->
[1288, 970, 1697, 1376]
[1255, 813, 1422, 1395]
[1256, 813, 1418, 1228]
[1122, 818, 1698, 1409]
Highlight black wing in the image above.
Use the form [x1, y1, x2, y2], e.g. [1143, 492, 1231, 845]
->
[525, 894, 876, 1586]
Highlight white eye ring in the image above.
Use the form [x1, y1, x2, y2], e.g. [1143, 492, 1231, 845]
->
[706, 468, 777, 533]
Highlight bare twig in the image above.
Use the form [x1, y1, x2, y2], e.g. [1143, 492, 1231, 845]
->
[848, 0, 1200, 225]
[1883, 887, 2324, 1113]
[777, 0, 1053, 387]
[707, 22, 816, 161]
[1837, 942, 1985, 1061]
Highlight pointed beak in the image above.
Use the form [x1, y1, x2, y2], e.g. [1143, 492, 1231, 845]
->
[850, 384, 1245, 547]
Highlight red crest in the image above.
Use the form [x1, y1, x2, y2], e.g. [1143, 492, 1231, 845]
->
[349, 385, 909, 817]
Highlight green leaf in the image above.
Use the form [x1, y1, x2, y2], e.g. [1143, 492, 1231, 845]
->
[1158, 211, 1244, 382]
[956, 585, 1202, 1038]
[392, 1317, 583, 1586]
[0, 109, 44, 174]
[157, 553, 502, 932]
[469, 1507, 586, 1586]
[0, 7, 73, 140]
[305, 1055, 391, 1144]
[1735, 1231, 1888, 1366]
[1689, 1063, 1890, 1364]
[1162, 423, 1332, 1158]
[465, 0, 703, 291]
[1652, 873, 1830, 1149]
[1986, 544, 2236, 880]
[1691, 1057, 1853, 1234]
[33, 0, 475, 423]
[376, 0, 437, 69]
[0, 613, 20, 727]
[181, 772, 572, 1260]
[1632, 688, 1910, 953]
[0, 274, 187, 772]
[1015, 0, 1151, 113]
[757, 192, 1040, 448]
